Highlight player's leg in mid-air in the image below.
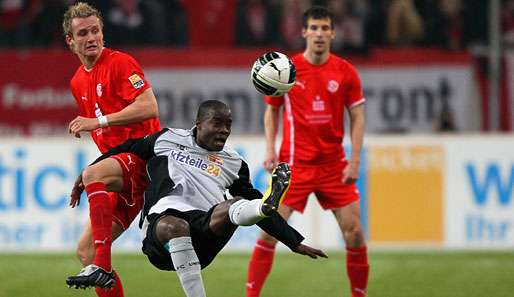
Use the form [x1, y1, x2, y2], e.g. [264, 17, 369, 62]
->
[142, 163, 294, 297]
[67, 153, 147, 295]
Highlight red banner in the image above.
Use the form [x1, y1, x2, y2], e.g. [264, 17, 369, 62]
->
[0, 48, 273, 136]
[0, 50, 79, 135]
[0, 48, 476, 136]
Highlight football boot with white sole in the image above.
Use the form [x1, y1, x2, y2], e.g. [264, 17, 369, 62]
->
[66, 264, 115, 289]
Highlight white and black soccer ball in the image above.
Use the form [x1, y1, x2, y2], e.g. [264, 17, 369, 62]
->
[251, 52, 296, 97]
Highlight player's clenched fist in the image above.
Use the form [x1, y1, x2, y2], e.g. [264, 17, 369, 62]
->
[68, 116, 100, 137]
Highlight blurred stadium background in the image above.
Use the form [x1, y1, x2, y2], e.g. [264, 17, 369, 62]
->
[1, 0, 514, 296]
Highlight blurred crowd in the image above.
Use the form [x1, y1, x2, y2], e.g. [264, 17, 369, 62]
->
[0, 0, 502, 52]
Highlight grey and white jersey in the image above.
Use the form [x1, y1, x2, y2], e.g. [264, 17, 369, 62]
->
[95, 127, 262, 222]
[150, 128, 255, 213]
[94, 127, 304, 250]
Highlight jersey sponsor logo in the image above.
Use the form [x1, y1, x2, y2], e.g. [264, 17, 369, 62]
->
[327, 80, 339, 93]
[170, 150, 221, 177]
[96, 83, 102, 97]
[312, 95, 325, 111]
[94, 103, 103, 117]
[81, 95, 88, 101]
[128, 74, 145, 89]
[93, 103, 104, 134]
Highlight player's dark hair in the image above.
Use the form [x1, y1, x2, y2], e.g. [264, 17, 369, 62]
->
[302, 6, 334, 29]
[196, 100, 230, 122]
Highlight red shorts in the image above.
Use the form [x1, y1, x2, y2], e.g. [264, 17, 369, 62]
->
[109, 153, 147, 229]
[283, 160, 359, 213]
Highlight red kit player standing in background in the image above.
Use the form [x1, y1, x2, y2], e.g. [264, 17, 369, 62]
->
[62, 2, 160, 295]
[246, 6, 369, 297]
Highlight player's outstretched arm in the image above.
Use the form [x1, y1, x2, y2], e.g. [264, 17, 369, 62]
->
[292, 243, 328, 259]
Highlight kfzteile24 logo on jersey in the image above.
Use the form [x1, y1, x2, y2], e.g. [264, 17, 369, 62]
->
[170, 150, 221, 177]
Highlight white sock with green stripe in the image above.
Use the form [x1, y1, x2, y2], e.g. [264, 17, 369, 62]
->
[167, 237, 206, 297]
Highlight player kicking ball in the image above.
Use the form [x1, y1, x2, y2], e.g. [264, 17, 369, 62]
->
[67, 100, 326, 296]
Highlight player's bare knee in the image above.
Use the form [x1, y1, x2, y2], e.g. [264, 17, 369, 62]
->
[211, 198, 241, 226]
[217, 197, 242, 217]
[155, 216, 190, 244]
[81, 166, 103, 185]
[343, 223, 358, 236]
[227, 197, 243, 205]
[210, 199, 240, 236]
[343, 224, 365, 247]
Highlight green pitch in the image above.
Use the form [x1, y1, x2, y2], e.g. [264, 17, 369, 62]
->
[0, 250, 513, 297]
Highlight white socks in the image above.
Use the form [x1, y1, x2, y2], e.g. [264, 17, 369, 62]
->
[167, 237, 206, 297]
[228, 199, 265, 226]
[166, 200, 266, 297]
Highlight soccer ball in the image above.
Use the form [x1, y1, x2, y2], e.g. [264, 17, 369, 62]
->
[251, 52, 296, 97]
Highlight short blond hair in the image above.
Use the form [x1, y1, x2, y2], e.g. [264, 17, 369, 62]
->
[62, 2, 103, 37]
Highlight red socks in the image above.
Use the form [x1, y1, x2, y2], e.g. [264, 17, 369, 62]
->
[246, 240, 369, 297]
[87, 183, 123, 297]
[86, 182, 112, 272]
[246, 240, 276, 297]
[96, 271, 124, 297]
[346, 245, 370, 297]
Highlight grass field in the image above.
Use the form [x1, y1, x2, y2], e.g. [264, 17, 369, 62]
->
[1, 250, 513, 297]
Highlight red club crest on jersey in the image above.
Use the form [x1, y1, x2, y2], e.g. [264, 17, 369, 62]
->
[327, 80, 339, 93]
[96, 83, 102, 97]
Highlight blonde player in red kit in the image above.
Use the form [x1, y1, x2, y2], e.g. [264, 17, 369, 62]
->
[246, 6, 369, 297]
[62, 2, 160, 295]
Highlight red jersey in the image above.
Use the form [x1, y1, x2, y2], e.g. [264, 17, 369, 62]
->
[265, 54, 365, 166]
[70, 48, 161, 153]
